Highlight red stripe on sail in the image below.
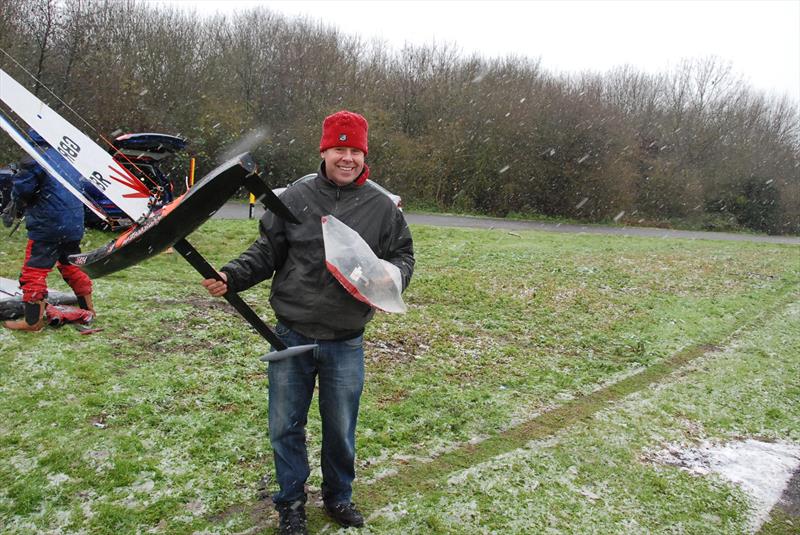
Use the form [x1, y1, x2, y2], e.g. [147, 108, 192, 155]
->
[108, 163, 151, 198]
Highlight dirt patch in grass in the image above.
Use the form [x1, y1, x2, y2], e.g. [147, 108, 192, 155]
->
[88, 412, 110, 429]
[375, 388, 410, 408]
[207, 497, 276, 533]
[777, 468, 800, 519]
[112, 331, 211, 361]
[179, 296, 240, 314]
[365, 333, 429, 365]
[758, 467, 800, 534]
[151, 296, 231, 310]
[215, 402, 240, 413]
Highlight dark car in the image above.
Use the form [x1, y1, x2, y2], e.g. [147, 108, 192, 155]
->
[0, 132, 187, 231]
[0, 166, 13, 210]
[272, 179, 403, 210]
[84, 132, 188, 229]
[0, 166, 15, 226]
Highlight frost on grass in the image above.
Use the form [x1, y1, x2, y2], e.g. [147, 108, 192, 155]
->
[157, 446, 194, 477]
[367, 502, 410, 523]
[361, 434, 487, 485]
[47, 472, 71, 487]
[8, 453, 37, 474]
[647, 439, 800, 532]
[84, 448, 113, 473]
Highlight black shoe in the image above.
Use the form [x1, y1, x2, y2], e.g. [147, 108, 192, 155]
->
[276, 500, 307, 535]
[324, 501, 365, 528]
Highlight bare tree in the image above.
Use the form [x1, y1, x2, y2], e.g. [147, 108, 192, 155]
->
[1, 1, 797, 233]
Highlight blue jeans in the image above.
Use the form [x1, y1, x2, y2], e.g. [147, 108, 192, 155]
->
[268, 322, 365, 505]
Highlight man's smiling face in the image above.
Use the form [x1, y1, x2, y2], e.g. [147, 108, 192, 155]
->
[321, 146, 365, 186]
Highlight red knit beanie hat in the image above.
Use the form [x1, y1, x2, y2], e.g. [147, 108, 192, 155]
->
[319, 110, 369, 155]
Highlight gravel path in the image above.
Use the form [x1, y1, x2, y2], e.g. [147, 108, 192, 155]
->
[213, 203, 800, 245]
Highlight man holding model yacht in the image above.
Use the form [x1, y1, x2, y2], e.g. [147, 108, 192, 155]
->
[202, 110, 415, 534]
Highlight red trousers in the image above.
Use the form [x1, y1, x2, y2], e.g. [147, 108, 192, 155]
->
[18, 239, 92, 302]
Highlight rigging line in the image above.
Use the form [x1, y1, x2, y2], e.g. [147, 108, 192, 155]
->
[0, 107, 111, 223]
[0, 47, 162, 191]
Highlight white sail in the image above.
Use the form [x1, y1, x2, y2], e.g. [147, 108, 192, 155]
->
[0, 114, 108, 221]
[0, 68, 152, 222]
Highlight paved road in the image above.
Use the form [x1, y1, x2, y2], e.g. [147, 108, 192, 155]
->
[213, 203, 800, 245]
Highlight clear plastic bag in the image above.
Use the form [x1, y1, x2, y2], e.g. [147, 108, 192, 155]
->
[322, 215, 407, 314]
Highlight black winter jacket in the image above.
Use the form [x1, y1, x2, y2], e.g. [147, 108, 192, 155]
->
[221, 169, 415, 340]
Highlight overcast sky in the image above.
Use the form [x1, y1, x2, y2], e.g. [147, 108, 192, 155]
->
[154, 0, 800, 102]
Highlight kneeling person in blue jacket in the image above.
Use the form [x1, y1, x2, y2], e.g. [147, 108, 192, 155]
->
[3, 134, 94, 331]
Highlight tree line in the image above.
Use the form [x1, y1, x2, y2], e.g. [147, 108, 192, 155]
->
[1, 0, 797, 234]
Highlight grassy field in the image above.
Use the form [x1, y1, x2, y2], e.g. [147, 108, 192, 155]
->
[1, 220, 798, 534]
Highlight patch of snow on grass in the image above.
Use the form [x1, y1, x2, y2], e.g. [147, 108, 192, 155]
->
[362, 436, 486, 485]
[185, 499, 206, 515]
[81, 499, 96, 521]
[158, 446, 193, 476]
[361, 467, 398, 484]
[47, 472, 70, 486]
[8, 453, 37, 474]
[651, 439, 800, 532]
[446, 436, 560, 488]
[133, 478, 155, 493]
[367, 502, 410, 522]
[84, 449, 112, 473]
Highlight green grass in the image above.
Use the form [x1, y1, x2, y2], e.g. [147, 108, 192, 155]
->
[0, 220, 798, 534]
